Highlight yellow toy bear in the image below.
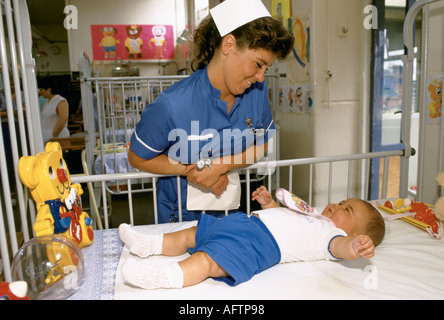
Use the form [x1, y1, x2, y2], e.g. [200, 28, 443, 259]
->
[435, 172, 444, 223]
[428, 80, 442, 119]
[18, 142, 94, 248]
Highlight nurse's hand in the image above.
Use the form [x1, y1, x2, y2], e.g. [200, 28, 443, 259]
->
[183, 164, 229, 196]
[209, 173, 229, 197]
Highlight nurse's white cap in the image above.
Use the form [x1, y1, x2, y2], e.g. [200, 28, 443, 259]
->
[210, 0, 271, 37]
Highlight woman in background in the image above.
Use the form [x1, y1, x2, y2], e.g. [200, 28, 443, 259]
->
[38, 77, 70, 143]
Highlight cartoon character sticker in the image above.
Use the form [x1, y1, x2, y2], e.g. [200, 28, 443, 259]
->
[428, 79, 442, 120]
[125, 25, 143, 58]
[149, 25, 167, 59]
[98, 26, 120, 59]
[279, 84, 313, 114]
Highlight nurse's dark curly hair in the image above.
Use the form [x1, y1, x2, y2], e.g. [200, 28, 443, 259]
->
[191, 15, 295, 71]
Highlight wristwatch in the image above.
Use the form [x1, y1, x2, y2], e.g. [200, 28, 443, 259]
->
[196, 158, 212, 171]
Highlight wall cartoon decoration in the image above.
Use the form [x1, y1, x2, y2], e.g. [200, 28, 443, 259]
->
[427, 79, 442, 120]
[279, 84, 313, 114]
[292, 17, 308, 68]
[149, 25, 167, 59]
[272, 0, 311, 83]
[98, 26, 120, 59]
[91, 24, 174, 61]
[18, 142, 94, 249]
[125, 25, 143, 59]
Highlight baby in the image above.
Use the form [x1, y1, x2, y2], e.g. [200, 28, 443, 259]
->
[119, 186, 385, 289]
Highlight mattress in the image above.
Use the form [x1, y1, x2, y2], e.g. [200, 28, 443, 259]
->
[69, 204, 444, 300]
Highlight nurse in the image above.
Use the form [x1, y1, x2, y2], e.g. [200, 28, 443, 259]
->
[129, 0, 294, 223]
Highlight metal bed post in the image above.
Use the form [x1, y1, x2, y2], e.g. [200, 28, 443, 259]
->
[177, 176, 182, 222]
[101, 181, 109, 229]
[127, 179, 134, 225]
[0, 199, 12, 282]
[402, 0, 442, 200]
[417, 4, 429, 201]
[381, 157, 390, 199]
[440, 3, 444, 198]
[246, 168, 251, 214]
[308, 164, 313, 205]
[288, 165, 293, 193]
[152, 177, 158, 225]
[0, 1, 19, 256]
[14, 0, 43, 155]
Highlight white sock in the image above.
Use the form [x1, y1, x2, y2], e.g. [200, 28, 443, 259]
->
[122, 259, 184, 290]
[118, 224, 163, 258]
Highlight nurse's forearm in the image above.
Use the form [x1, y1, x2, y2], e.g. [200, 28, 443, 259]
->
[128, 149, 186, 175]
[215, 142, 268, 173]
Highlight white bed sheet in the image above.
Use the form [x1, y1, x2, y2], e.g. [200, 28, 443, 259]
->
[114, 207, 444, 300]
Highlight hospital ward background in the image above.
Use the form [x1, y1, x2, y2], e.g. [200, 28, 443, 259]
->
[0, 0, 444, 300]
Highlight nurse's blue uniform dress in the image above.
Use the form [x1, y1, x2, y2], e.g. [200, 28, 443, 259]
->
[130, 65, 275, 223]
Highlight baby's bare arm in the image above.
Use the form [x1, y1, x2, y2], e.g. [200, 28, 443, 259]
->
[329, 235, 375, 260]
[251, 186, 279, 209]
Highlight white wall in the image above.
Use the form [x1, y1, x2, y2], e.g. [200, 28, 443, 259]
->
[276, 0, 371, 204]
[32, 25, 70, 75]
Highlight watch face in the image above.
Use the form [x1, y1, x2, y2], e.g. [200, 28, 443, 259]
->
[196, 159, 205, 170]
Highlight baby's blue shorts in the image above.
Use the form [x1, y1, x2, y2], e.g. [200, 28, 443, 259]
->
[188, 212, 281, 286]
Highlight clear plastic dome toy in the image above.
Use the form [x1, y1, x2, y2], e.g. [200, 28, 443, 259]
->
[11, 234, 85, 300]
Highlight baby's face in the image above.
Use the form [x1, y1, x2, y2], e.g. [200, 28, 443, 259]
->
[321, 199, 370, 236]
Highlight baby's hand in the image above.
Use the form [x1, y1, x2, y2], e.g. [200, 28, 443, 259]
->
[352, 235, 375, 258]
[252, 186, 273, 207]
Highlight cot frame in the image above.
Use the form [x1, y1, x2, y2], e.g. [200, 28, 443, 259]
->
[68, 149, 405, 227]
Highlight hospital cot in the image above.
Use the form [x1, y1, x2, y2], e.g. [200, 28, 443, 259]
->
[1, 0, 444, 300]
[68, 150, 444, 300]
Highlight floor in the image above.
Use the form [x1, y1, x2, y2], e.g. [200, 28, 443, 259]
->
[379, 156, 401, 199]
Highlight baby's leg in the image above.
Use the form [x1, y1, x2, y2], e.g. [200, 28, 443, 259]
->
[122, 251, 228, 290]
[118, 224, 197, 258]
[162, 226, 197, 256]
[179, 251, 229, 287]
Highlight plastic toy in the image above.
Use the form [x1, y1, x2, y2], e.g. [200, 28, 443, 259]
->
[18, 142, 94, 248]
[384, 197, 412, 211]
[275, 188, 318, 215]
[380, 197, 443, 239]
[0, 281, 29, 300]
[434, 172, 444, 222]
[11, 235, 85, 300]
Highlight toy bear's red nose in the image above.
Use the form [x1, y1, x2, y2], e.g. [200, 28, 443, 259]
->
[57, 168, 68, 183]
